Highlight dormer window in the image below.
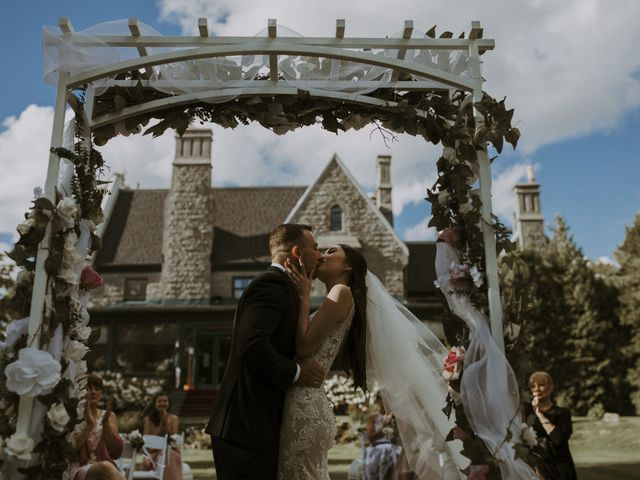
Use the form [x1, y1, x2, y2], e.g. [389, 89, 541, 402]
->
[330, 205, 343, 231]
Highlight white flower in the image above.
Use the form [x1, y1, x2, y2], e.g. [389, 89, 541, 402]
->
[520, 423, 538, 447]
[74, 325, 92, 342]
[5, 432, 34, 461]
[470, 265, 483, 288]
[0, 317, 29, 351]
[4, 347, 61, 396]
[47, 403, 70, 432]
[63, 338, 89, 362]
[16, 217, 35, 236]
[33, 186, 43, 199]
[505, 323, 521, 343]
[56, 197, 77, 228]
[458, 202, 473, 214]
[58, 232, 81, 285]
[437, 190, 450, 204]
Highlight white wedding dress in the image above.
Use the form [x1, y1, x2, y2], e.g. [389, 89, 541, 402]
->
[277, 304, 355, 479]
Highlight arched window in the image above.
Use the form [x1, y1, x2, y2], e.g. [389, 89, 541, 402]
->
[330, 205, 343, 231]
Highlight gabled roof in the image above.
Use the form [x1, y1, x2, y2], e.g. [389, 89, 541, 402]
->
[285, 154, 409, 257]
[95, 186, 305, 269]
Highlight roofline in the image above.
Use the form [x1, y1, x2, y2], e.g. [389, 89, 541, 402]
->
[285, 154, 409, 257]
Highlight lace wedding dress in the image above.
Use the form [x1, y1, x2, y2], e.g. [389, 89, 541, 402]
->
[277, 304, 355, 479]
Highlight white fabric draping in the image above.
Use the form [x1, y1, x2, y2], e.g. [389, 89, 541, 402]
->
[365, 271, 468, 480]
[43, 20, 471, 103]
[435, 242, 537, 480]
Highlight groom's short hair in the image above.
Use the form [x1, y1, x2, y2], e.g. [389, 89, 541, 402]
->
[269, 223, 313, 256]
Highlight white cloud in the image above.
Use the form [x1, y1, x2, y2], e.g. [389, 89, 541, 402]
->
[404, 216, 437, 241]
[491, 162, 531, 224]
[157, 0, 640, 153]
[596, 256, 619, 267]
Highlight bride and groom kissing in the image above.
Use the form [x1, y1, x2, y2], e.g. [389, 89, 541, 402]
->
[206, 223, 465, 479]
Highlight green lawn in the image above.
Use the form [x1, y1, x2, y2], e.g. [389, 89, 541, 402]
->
[183, 417, 640, 479]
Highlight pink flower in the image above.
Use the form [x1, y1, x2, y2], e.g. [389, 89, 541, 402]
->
[80, 266, 104, 290]
[438, 228, 461, 247]
[469, 465, 490, 480]
[452, 426, 470, 441]
[443, 346, 465, 380]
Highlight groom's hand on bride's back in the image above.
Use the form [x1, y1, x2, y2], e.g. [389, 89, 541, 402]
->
[296, 358, 325, 388]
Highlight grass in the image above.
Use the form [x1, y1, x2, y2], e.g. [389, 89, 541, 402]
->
[183, 417, 640, 479]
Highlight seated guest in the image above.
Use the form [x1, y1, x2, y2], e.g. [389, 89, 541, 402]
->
[526, 371, 577, 480]
[63, 373, 124, 480]
[142, 391, 183, 480]
[364, 393, 402, 480]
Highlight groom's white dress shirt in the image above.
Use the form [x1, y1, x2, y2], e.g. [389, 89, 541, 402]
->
[271, 262, 301, 383]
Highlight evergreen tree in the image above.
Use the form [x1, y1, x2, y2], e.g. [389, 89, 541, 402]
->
[518, 216, 629, 414]
[614, 213, 640, 412]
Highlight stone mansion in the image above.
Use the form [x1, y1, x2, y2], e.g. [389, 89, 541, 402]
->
[88, 128, 545, 401]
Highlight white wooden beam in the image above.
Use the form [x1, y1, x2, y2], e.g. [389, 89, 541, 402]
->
[268, 19, 278, 83]
[336, 19, 345, 39]
[469, 20, 483, 40]
[67, 43, 476, 90]
[59, 35, 495, 52]
[59, 17, 74, 34]
[90, 84, 434, 130]
[469, 37, 505, 353]
[198, 18, 209, 37]
[15, 71, 70, 443]
[128, 18, 148, 57]
[391, 20, 414, 82]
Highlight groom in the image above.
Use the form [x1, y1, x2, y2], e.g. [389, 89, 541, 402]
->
[206, 223, 326, 479]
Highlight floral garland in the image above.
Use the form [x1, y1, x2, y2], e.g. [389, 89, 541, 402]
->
[0, 90, 106, 478]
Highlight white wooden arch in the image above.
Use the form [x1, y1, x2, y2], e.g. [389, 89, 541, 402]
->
[19, 17, 505, 437]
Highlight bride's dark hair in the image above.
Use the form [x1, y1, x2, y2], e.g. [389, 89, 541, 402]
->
[339, 244, 368, 392]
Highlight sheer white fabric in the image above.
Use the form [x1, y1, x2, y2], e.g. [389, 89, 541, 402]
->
[43, 20, 471, 103]
[365, 272, 467, 480]
[435, 242, 537, 480]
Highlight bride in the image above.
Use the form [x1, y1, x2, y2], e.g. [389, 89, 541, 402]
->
[277, 244, 466, 480]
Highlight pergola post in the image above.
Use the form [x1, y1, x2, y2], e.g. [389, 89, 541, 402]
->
[14, 71, 69, 438]
[468, 22, 506, 353]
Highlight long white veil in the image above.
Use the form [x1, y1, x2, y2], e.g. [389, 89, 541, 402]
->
[364, 271, 468, 480]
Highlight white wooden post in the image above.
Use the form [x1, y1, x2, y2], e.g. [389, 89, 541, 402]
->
[468, 22, 506, 353]
[14, 71, 69, 438]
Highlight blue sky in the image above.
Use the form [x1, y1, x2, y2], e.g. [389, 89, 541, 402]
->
[1, 0, 639, 262]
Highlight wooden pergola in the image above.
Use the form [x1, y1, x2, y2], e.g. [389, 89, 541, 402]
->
[19, 16, 505, 439]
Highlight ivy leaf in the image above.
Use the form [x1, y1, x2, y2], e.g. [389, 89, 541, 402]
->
[426, 25, 437, 38]
[33, 197, 55, 212]
[439, 31, 454, 39]
[267, 102, 285, 116]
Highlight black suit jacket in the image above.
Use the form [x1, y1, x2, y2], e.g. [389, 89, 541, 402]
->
[206, 267, 299, 454]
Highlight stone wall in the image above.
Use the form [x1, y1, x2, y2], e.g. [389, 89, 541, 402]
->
[290, 159, 407, 296]
[160, 130, 214, 303]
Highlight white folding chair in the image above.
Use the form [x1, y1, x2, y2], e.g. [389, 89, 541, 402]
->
[115, 434, 136, 480]
[130, 434, 168, 479]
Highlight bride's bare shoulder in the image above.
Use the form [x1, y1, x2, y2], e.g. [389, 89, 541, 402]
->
[326, 284, 353, 318]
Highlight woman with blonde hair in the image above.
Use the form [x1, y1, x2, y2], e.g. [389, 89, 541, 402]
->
[527, 371, 577, 480]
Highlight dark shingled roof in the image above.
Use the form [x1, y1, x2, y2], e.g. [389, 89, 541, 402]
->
[406, 242, 438, 299]
[95, 186, 306, 270]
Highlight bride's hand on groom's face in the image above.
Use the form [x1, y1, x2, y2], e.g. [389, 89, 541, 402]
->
[297, 358, 325, 388]
[285, 257, 312, 298]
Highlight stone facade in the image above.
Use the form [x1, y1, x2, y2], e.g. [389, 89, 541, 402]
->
[288, 155, 408, 297]
[159, 129, 214, 303]
[513, 166, 546, 252]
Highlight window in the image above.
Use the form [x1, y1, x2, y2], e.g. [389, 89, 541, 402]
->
[330, 205, 342, 231]
[232, 276, 253, 299]
[124, 278, 148, 302]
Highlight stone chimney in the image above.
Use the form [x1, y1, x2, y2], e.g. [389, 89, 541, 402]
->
[374, 155, 393, 225]
[513, 165, 546, 252]
[160, 128, 214, 303]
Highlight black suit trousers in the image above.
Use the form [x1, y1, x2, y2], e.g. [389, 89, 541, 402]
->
[212, 436, 278, 480]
